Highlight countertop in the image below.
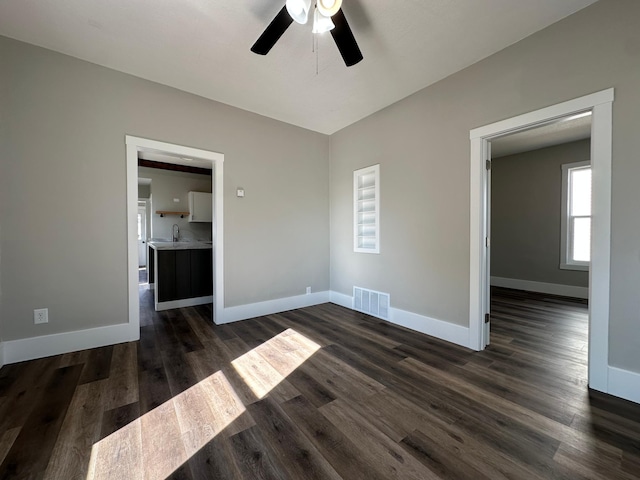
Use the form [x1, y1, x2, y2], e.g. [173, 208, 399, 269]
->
[148, 240, 212, 250]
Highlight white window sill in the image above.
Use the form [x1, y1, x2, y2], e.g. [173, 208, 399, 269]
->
[560, 263, 589, 272]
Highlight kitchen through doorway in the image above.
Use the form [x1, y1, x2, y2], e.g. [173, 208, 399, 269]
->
[125, 135, 225, 335]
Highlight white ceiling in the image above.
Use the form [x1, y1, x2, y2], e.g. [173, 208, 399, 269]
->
[491, 113, 592, 158]
[0, 0, 599, 135]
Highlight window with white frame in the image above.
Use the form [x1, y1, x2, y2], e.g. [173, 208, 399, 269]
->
[561, 161, 591, 270]
[354, 164, 380, 253]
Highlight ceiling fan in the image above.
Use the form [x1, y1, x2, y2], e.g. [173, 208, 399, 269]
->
[251, 0, 363, 67]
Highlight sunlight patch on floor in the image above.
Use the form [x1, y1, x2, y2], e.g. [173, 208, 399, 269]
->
[86, 328, 319, 480]
[231, 328, 321, 399]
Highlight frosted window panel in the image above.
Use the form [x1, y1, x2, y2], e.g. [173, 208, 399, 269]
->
[571, 168, 592, 216]
[573, 217, 591, 262]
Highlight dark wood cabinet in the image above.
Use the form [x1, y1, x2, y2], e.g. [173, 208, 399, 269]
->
[157, 250, 176, 301]
[190, 249, 213, 297]
[148, 245, 155, 284]
[156, 248, 212, 302]
[175, 250, 192, 299]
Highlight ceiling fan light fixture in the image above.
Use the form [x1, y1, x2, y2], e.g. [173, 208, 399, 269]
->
[286, 0, 312, 24]
[316, 0, 342, 17]
[312, 8, 335, 33]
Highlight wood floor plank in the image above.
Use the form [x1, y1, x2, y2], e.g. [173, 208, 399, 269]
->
[100, 401, 140, 439]
[0, 428, 21, 467]
[86, 411, 143, 480]
[320, 398, 442, 480]
[282, 394, 386, 480]
[0, 357, 60, 433]
[196, 369, 256, 438]
[399, 356, 623, 464]
[44, 379, 107, 480]
[79, 346, 114, 385]
[140, 399, 190, 480]
[59, 349, 90, 368]
[103, 342, 139, 411]
[184, 434, 243, 479]
[553, 443, 637, 480]
[229, 426, 289, 480]
[248, 396, 343, 480]
[284, 368, 337, 408]
[230, 344, 301, 404]
[138, 365, 173, 415]
[0, 364, 84, 479]
[400, 429, 495, 480]
[362, 389, 543, 480]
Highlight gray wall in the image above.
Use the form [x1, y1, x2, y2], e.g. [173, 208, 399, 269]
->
[491, 140, 590, 287]
[137, 166, 211, 241]
[330, 0, 640, 372]
[138, 183, 151, 199]
[0, 35, 330, 341]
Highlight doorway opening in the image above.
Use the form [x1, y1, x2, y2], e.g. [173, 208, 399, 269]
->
[487, 114, 592, 385]
[138, 199, 149, 284]
[126, 136, 224, 338]
[469, 89, 613, 394]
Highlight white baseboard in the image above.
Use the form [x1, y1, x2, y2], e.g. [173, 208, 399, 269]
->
[607, 366, 640, 404]
[390, 307, 471, 348]
[156, 295, 214, 311]
[329, 291, 352, 309]
[329, 291, 471, 349]
[0, 342, 4, 369]
[219, 291, 330, 324]
[2, 323, 136, 365]
[491, 276, 588, 299]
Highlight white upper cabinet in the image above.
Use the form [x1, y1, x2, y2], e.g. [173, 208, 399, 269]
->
[188, 191, 212, 222]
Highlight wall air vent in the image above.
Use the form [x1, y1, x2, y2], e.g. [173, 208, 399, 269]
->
[353, 286, 390, 320]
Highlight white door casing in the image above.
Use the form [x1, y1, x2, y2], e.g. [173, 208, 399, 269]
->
[484, 141, 491, 348]
[137, 205, 147, 267]
[126, 136, 224, 339]
[469, 88, 613, 394]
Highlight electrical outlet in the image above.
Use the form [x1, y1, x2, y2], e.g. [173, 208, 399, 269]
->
[34, 308, 48, 324]
[306, 287, 311, 295]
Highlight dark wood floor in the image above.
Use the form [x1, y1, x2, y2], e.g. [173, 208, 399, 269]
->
[1, 287, 639, 479]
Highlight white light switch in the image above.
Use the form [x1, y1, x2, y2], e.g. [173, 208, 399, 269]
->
[237, 188, 245, 198]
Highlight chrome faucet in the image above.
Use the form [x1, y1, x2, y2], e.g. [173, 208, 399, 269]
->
[172, 224, 180, 242]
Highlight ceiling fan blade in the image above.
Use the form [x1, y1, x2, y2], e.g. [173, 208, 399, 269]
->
[251, 6, 293, 55]
[330, 9, 363, 67]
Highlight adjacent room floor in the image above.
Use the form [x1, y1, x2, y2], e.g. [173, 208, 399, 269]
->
[0, 287, 639, 479]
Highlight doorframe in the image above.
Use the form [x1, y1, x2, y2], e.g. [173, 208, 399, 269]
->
[137, 200, 148, 268]
[125, 135, 224, 337]
[469, 88, 613, 393]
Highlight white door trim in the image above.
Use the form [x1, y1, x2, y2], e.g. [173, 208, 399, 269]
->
[125, 136, 224, 335]
[469, 88, 614, 393]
